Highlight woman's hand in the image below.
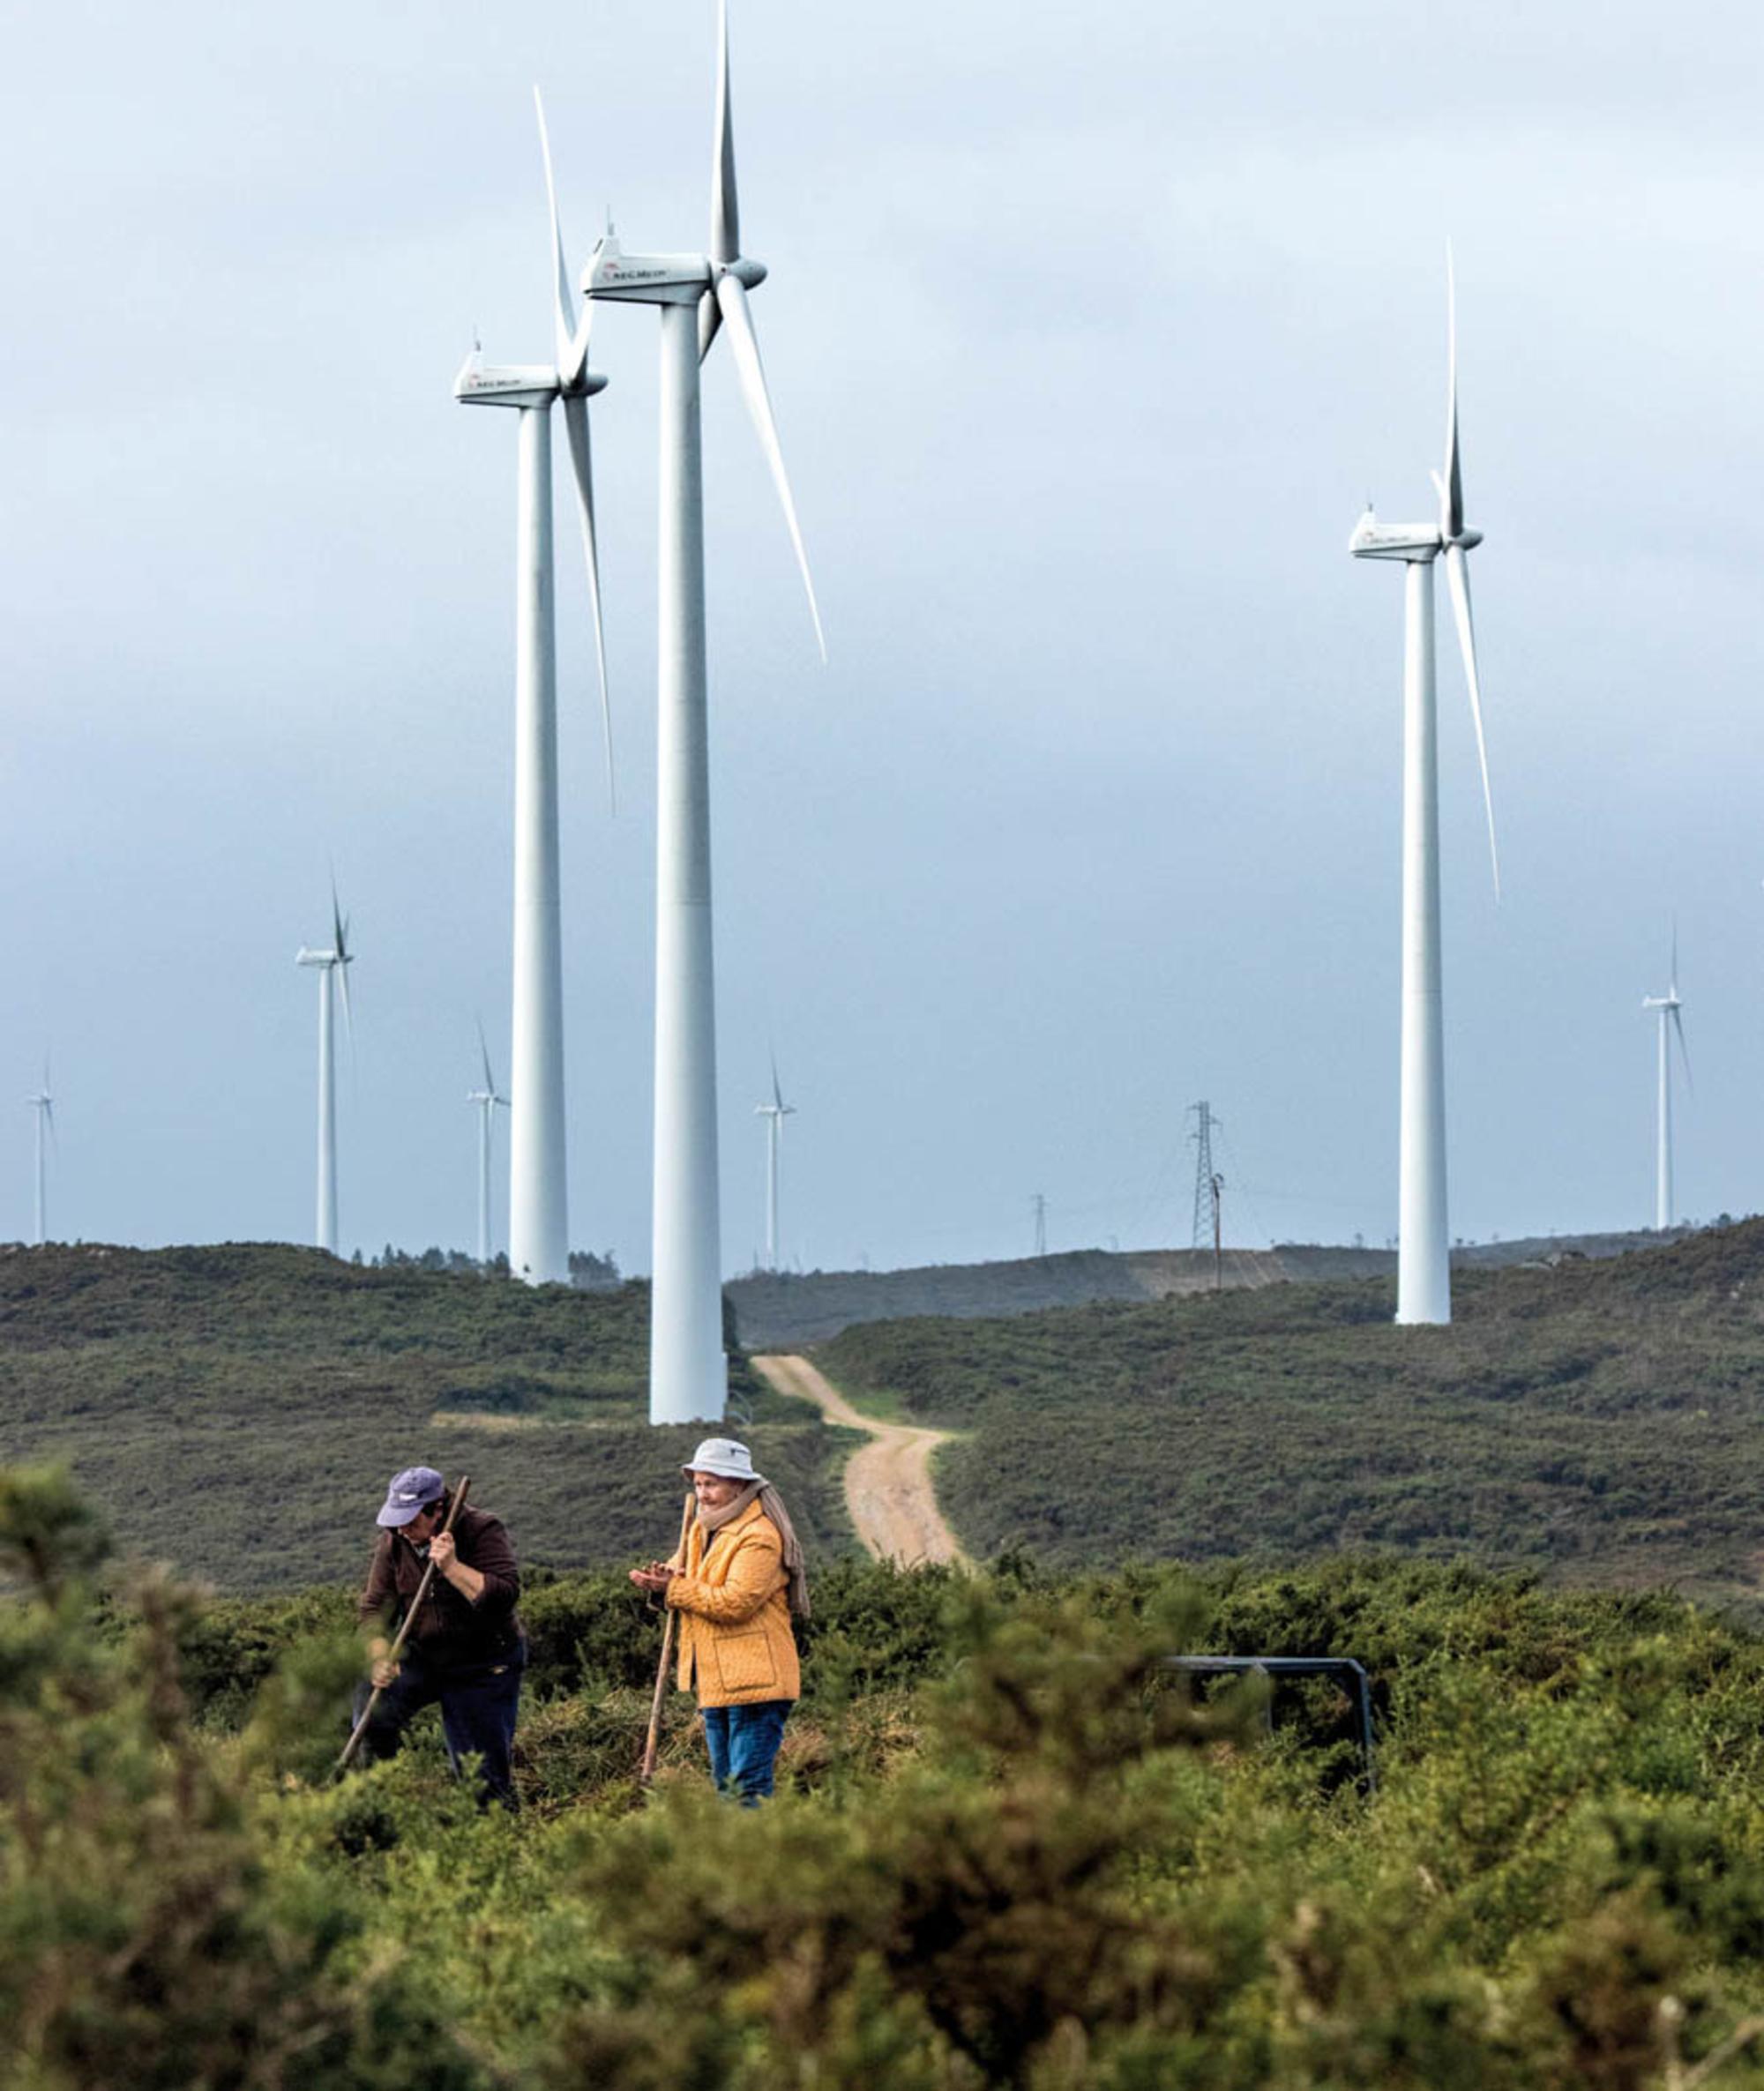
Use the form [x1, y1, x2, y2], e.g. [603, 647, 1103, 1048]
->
[629, 1563, 676, 1592]
[368, 1636, 398, 1690]
[429, 1530, 457, 1573]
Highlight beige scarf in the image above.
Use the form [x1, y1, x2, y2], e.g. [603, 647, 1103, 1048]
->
[697, 1480, 811, 1620]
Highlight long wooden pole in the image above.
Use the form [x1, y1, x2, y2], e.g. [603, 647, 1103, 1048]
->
[639, 1492, 696, 1785]
[335, 1475, 472, 1775]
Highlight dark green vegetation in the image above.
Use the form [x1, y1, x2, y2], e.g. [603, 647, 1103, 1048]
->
[819, 1220, 1764, 1608]
[0, 1243, 858, 1590]
[729, 1248, 1158, 1348]
[728, 1230, 1683, 1349]
[10, 1465, 1764, 2088]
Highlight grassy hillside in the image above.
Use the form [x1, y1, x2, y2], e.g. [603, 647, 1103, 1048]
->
[728, 1228, 1687, 1349]
[12, 1465, 1764, 2088]
[0, 1243, 859, 1592]
[817, 1220, 1764, 1607]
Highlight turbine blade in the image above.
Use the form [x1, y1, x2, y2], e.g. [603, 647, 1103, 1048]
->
[476, 1017, 497, 1098]
[1671, 1003, 1693, 1093]
[698, 287, 722, 363]
[337, 956, 355, 1049]
[1443, 542, 1499, 900]
[770, 1051, 783, 1113]
[535, 86, 590, 385]
[1671, 920, 1680, 997]
[1442, 243, 1463, 541]
[714, 272, 826, 661]
[562, 391, 616, 813]
[711, 0, 739, 265]
[331, 877, 348, 962]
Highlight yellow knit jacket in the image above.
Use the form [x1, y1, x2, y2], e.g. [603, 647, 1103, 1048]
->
[666, 1498, 802, 1707]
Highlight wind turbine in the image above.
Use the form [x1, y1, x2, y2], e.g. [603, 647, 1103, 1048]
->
[295, 886, 355, 1256]
[466, 1024, 511, 1267]
[1349, 256, 1499, 1327]
[753, 1057, 796, 1271]
[585, 0, 825, 1423]
[1642, 937, 1691, 1230]
[455, 88, 613, 1288]
[25, 1060, 53, 1247]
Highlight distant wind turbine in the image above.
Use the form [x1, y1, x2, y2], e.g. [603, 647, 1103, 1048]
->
[456, 87, 613, 1288]
[1349, 253, 1499, 1327]
[753, 1057, 796, 1271]
[467, 1024, 511, 1267]
[586, 0, 825, 1423]
[295, 885, 355, 1255]
[25, 1060, 53, 1246]
[1642, 936, 1691, 1230]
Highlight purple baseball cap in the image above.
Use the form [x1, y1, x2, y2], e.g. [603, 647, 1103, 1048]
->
[377, 1466, 445, 1527]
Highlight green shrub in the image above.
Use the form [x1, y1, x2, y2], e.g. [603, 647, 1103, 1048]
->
[10, 1470, 1764, 2087]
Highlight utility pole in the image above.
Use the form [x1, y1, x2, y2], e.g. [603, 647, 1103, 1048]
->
[1031, 1191, 1047, 1259]
[1210, 1172, 1225, 1289]
[1187, 1102, 1220, 1251]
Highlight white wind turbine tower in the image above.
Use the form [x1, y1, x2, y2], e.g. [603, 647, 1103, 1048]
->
[754, 1056, 796, 1271]
[25, 1061, 53, 1247]
[456, 89, 614, 1288]
[295, 887, 355, 1255]
[1642, 937, 1691, 1230]
[466, 1024, 511, 1267]
[1349, 258, 1499, 1327]
[585, 0, 826, 1423]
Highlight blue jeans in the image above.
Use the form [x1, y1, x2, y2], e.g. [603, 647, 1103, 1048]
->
[701, 1699, 791, 1803]
[350, 1639, 526, 1809]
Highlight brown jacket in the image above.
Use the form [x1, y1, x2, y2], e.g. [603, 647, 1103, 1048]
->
[667, 1498, 802, 1707]
[358, 1500, 523, 1669]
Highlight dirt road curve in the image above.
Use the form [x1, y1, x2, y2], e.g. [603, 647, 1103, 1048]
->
[751, 1355, 968, 1569]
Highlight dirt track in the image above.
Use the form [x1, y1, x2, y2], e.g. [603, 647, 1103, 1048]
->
[751, 1354, 968, 1568]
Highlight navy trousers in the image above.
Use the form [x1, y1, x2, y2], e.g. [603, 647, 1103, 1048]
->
[700, 1699, 791, 1803]
[351, 1639, 526, 1808]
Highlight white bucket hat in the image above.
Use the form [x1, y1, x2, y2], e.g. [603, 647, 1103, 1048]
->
[681, 1437, 769, 1486]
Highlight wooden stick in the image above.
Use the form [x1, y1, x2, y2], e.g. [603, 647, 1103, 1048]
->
[639, 1492, 696, 1786]
[335, 1475, 472, 1775]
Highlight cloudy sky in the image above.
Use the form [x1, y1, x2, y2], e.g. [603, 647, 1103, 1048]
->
[4, 0, 1763, 1275]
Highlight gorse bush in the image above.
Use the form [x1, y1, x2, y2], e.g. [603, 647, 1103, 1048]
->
[8, 1465, 1764, 2086]
[0, 1466, 496, 2090]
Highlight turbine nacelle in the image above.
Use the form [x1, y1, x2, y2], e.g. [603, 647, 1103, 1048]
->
[295, 946, 347, 968]
[453, 349, 610, 407]
[1349, 510, 1442, 562]
[585, 235, 713, 306]
[454, 355, 560, 409]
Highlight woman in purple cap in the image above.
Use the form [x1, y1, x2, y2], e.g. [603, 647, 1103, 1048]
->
[630, 1438, 811, 1803]
[353, 1466, 526, 1808]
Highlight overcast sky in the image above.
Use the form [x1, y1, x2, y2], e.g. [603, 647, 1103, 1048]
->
[4, 0, 1763, 1275]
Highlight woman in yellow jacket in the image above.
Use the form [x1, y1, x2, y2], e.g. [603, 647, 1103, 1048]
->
[630, 1438, 811, 1803]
